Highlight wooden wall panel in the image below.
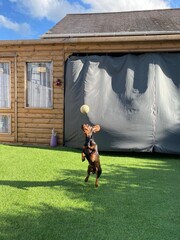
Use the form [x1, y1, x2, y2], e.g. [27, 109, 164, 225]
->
[64, 41, 180, 56]
[0, 42, 65, 145]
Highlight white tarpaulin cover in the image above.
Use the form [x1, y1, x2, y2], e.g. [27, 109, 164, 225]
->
[64, 53, 180, 154]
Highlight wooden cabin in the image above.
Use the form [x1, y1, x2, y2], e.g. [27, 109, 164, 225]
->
[0, 8, 179, 147]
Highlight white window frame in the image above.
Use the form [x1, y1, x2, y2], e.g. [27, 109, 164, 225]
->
[25, 61, 53, 109]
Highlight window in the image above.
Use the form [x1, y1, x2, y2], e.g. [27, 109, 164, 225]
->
[0, 62, 10, 108]
[26, 62, 53, 108]
[0, 115, 11, 133]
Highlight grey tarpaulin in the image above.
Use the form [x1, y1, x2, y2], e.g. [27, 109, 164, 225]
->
[64, 53, 180, 154]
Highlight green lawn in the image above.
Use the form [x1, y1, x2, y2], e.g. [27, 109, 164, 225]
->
[0, 144, 179, 240]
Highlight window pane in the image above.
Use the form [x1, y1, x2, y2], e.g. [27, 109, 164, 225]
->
[0, 63, 10, 108]
[26, 62, 52, 108]
[0, 115, 10, 133]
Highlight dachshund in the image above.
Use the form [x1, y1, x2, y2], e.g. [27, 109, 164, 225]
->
[81, 124, 102, 187]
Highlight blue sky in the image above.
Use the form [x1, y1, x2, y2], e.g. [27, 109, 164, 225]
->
[0, 0, 179, 40]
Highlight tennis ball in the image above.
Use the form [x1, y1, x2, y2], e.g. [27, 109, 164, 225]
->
[80, 105, 90, 114]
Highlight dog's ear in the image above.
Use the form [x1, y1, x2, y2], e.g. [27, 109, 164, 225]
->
[92, 125, 100, 133]
[81, 124, 88, 132]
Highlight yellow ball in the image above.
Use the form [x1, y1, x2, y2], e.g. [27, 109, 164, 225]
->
[80, 105, 90, 114]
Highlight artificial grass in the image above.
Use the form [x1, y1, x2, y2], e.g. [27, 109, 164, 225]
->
[0, 145, 179, 240]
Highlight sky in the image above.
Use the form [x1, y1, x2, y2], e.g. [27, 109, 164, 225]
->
[0, 0, 179, 40]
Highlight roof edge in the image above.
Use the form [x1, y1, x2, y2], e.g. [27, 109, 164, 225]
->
[0, 34, 179, 46]
[64, 7, 179, 16]
[41, 31, 180, 39]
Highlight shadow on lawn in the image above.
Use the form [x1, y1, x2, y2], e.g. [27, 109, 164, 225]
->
[0, 179, 71, 190]
[0, 157, 179, 240]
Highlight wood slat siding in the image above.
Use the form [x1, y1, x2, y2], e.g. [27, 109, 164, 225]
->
[0, 37, 179, 145]
[0, 43, 64, 145]
[64, 40, 180, 56]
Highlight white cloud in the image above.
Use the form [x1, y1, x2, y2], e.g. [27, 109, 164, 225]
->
[10, 0, 86, 22]
[0, 15, 32, 35]
[10, 0, 171, 24]
[82, 0, 170, 12]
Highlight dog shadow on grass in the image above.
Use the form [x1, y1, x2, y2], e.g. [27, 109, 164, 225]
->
[0, 155, 179, 240]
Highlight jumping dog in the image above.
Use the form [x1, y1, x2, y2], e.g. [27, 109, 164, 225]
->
[81, 124, 102, 187]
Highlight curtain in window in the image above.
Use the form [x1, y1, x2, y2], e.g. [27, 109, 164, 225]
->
[0, 63, 10, 108]
[27, 63, 52, 108]
[0, 115, 10, 133]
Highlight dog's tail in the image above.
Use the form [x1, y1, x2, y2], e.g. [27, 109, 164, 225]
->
[97, 167, 102, 178]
